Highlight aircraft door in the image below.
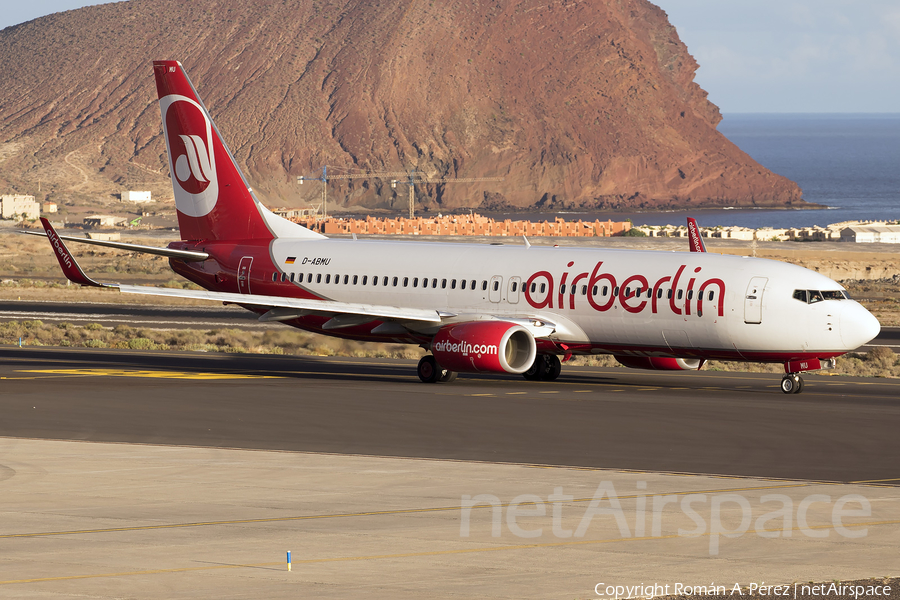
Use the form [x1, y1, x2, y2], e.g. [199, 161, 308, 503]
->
[238, 256, 253, 294]
[507, 276, 521, 304]
[489, 275, 503, 303]
[744, 276, 767, 324]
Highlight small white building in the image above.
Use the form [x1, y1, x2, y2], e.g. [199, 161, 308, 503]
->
[841, 225, 900, 243]
[42, 202, 58, 214]
[84, 215, 124, 228]
[121, 190, 152, 203]
[0, 194, 40, 220]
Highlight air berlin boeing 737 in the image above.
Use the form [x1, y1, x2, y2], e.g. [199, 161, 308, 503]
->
[38, 60, 880, 394]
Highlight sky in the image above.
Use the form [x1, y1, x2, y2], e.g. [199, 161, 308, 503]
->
[2, 0, 897, 113]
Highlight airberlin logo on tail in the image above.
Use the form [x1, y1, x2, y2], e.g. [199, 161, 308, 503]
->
[160, 94, 219, 217]
[175, 134, 213, 187]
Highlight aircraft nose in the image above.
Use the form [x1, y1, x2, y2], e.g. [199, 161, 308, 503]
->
[840, 302, 881, 350]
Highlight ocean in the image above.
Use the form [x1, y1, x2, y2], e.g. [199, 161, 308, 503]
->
[487, 114, 900, 229]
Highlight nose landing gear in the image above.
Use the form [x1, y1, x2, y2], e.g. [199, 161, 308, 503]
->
[780, 373, 804, 394]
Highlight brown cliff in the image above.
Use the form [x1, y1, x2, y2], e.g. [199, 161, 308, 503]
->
[0, 0, 804, 213]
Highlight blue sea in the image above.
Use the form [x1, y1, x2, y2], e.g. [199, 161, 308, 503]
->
[491, 114, 900, 229]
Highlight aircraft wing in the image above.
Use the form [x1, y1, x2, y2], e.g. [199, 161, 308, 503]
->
[21, 227, 209, 261]
[686, 217, 707, 253]
[38, 218, 443, 324]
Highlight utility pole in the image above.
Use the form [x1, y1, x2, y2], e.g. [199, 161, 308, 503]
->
[391, 171, 503, 219]
[300, 167, 502, 220]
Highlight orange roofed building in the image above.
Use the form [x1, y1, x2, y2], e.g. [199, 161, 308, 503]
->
[288, 213, 631, 237]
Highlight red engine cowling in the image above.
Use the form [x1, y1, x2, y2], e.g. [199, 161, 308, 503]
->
[614, 356, 706, 371]
[431, 321, 537, 374]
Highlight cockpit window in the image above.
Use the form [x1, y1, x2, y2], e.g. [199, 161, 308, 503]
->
[793, 289, 848, 304]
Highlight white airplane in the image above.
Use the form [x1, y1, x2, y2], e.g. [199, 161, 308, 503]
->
[38, 60, 880, 394]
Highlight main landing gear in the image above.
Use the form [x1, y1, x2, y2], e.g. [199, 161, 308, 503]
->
[780, 373, 804, 394]
[523, 354, 562, 381]
[417, 355, 457, 384]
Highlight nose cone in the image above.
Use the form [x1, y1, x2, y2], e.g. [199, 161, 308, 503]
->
[840, 302, 881, 350]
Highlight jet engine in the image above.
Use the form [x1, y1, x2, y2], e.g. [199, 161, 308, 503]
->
[431, 321, 536, 374]
[614, 356, 705, 371]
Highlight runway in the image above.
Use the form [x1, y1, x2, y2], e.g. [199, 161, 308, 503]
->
[2, 346, 898, 484]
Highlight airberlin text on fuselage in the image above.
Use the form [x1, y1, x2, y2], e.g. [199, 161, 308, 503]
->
[524, 261, 725, 317]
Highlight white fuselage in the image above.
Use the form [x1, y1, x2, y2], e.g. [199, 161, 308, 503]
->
[264, 238, 879, 360]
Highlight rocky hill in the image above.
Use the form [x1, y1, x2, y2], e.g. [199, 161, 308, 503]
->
[0, 0, 804, 214]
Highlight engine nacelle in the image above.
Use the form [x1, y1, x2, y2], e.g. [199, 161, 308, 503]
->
[431, 321, 537, 374]
[614, 356, 705, 371]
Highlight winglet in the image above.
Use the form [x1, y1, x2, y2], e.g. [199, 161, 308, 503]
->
[686, 218, 707, 253]
[40, 218, 110, 287]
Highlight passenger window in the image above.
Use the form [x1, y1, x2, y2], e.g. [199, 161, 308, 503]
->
[492, 281, 499, 291]
[677, 289, 683, 300]
[333, 274, 339, 283]
[614, 286, 620, 297]
[413, 277, 418, 287]
[442, 279, 448, 289]
[393, 277, 398, 286]
[592, 285, 598, 295]
[289, 273, 294, 282]
[602, 286, 608, 296]
[540, 283, 546, 294]
[272, 273, 278, 282]
[451, 279, 457, 289]
[624, 287, 631, 298]
[687, 290, 693, 300]
[383, 276, 389, 286]
[307, 273, 313, 283]
[325, 274, 331, 284]
[373, 276, 378, 286]
[432, 278, 438, 288]
[281, 273, 287, 282]
[403, 277, 409, 287]
[570, 284, 576, 295]
[708, 290, 714, 301]
[482, 281, 488, 291]
[510, 281, 515, 292]
[316, 274, 322, 284]
[559, 284, 566, 295]
[353, 275, 358, 285]
[581, 285, 587, 296]
[343, 275, 349, 284]
[299, 272, 304, 282]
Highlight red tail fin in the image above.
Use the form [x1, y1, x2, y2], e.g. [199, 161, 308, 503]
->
[686, 217, 707, 253]
[153, 61, 322, 242]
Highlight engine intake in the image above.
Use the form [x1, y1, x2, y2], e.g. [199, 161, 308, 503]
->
[614, 356, 705, 371]
[431, 321, 536, 374]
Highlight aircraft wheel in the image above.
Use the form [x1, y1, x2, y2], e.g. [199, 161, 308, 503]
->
[780, 374, 802, 394]
[417, 355, 440, 383]
[438, 370, 458, 383]
[542, 355, 562, 381]
[523, 356, 545, 381]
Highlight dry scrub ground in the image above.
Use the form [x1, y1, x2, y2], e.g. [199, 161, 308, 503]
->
[1, 231, 898, 377]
